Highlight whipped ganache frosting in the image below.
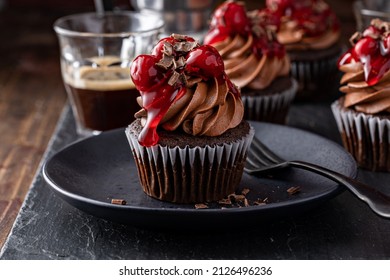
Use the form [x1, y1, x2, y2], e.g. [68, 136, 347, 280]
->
[266, 0, 340, 51]
[338, 19, 390, 114]
[204, 1, 290, 90]
[130, 34, 244, 147]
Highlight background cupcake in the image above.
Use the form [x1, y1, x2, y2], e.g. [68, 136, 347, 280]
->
[204, 1, 297, 124]
[331, 19, 390, 172]
[126, 34, 254, 203]
[267, 0, 341, 101]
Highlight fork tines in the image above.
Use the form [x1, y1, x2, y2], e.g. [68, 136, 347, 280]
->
[245, 136, 284, 172]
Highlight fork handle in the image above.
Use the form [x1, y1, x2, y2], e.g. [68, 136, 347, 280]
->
[289, 160, 390, 218]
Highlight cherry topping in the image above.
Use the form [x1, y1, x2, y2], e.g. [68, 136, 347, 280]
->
[185, 45, 225, 80]
[209, 1, 251, 37]
[338, 21, 390, 86]
[130, 55, 164, 92]
[205, 2, 286, 59]
[266, 0, 340, 37]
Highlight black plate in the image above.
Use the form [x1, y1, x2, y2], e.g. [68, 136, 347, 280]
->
[43, 121, 357, 230]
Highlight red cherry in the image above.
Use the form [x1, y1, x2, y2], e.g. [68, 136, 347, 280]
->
[340, 26, 390, 86]
[209, 1, 251, 38]
[362, 25, 381, 38]
[338, 50, 354, 66]
[185, 45, 224, 79]
[151, 37, 175, 59]
[130, 55, 164, 91]
[204, 25, 230, 45]
[353, 36, 378, 59]
[257, 8, 281, 31]
[381, 35, 390, 56]
[224, 2, 251, 34]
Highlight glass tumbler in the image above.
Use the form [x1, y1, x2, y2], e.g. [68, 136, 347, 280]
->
[354, 0, 390, 31]
[54, 12, 164, 136]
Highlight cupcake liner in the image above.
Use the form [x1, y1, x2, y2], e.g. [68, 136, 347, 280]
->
[291, 53, 340, 101]
[331, 99, 390, 172]
[242, 78, 297, 124]
[125, 125, 255, 203]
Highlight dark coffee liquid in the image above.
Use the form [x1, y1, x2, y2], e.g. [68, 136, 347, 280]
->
[63, 58, 140, 132]
[65, 84, 139, 131]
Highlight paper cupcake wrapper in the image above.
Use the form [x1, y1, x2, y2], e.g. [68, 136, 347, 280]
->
[291, 54, 340, 100]
[242, 78, 297, 124]
[331, 99, 390, 172]
[125, 126, 255, 203]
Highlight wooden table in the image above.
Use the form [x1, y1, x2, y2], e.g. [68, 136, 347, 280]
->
[0, 1, 367, 256]
[0, 7, 68, 249]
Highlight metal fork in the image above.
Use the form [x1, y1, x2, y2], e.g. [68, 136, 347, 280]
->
[244, 136, 390, 218]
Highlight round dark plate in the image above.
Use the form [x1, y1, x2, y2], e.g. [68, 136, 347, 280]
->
[43, 121, 357, 230]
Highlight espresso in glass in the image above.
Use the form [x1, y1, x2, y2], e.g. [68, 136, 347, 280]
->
[63, 56, 139, 133]
[54, 11, 163, 136]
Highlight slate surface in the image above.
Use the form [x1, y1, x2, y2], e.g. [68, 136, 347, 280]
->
[1, 102, 390, 260]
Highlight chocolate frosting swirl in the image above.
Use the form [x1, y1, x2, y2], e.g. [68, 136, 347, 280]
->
[136, 76, 244, 136]
[339, 62, 390, 114]
[212, 34, 291, 90]
[277, 23, 340, 51]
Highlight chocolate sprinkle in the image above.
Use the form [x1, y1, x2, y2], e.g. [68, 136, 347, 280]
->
[174, 41, 198, 52]
[156, 54, 174, 69]
[163, 42, 173, 56]
[287, 186, 301, 195]
[111, 199, 127, 205]
[349, 31, 362, 46]
[168, 70, 181, 86]
[195, 203, 209, 209]
[171, 33, 188, 40]
[174, 56, 186, 69]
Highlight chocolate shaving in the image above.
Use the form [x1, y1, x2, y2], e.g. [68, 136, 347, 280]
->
[287, 186, 301, 195]
[171, 33, 188, 41]
[241, 188, 250, 195]
[229, 193, 246, 203]
[218, 198, 232, 205]
[168, 70, 181, 86]
[266, 28, 275, 41]
[111, 199, 127, 205]
[314, 1, 328, 13]
[156, 54, 174, 69]
[349, 31, 362, 46]
[180, 73, 188, 86]
[162, 41, 173, 56]
[252, 24, 264, 38]
[174, 41, 198, 52]
[174, 56, 186, 69]
[195, 203, 209, 209]
[134, 108, 147, 119]
[253, 201, 266, 206]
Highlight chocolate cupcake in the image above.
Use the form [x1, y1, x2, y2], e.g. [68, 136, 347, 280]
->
[267, 0, 341, 100]
[126, 34, 254, 203]
[331, 19, 390, 172]
[204, 1, 297, 124]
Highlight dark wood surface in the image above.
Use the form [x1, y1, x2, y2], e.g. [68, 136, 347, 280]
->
[0, 8, 66, 249]
[3, 0, 388, 260]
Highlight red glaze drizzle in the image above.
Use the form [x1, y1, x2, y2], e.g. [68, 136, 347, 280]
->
[204, 1, 285, 59]
[130, 35, 237, 147]
[338, 21, 390, 86]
